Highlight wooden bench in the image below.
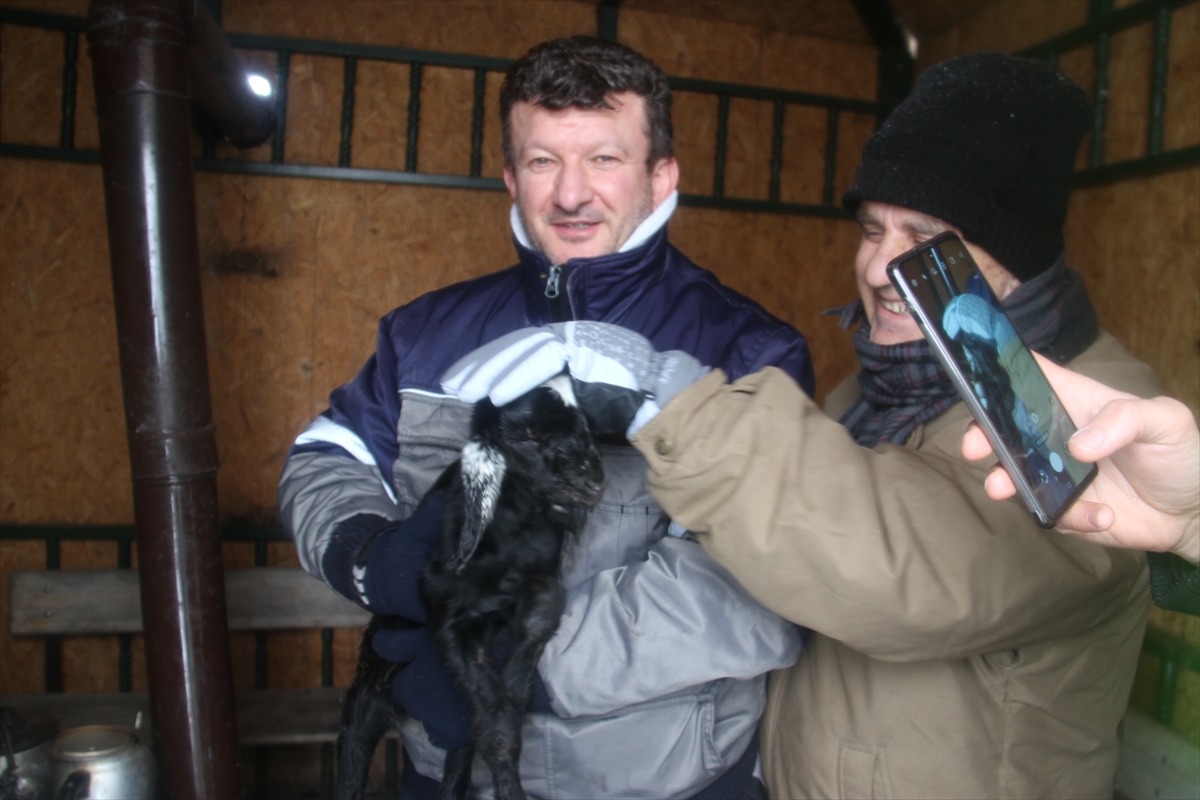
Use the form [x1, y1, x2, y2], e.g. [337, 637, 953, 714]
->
[4, 563, 398, 797]
[6, 533, 1197, 800]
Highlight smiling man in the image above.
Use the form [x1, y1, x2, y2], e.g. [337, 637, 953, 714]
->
[637, 52, 1162, 799]
[279, 36, 812, 799]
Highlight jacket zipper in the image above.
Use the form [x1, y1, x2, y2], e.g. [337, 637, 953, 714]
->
[545, 264, 573, 322]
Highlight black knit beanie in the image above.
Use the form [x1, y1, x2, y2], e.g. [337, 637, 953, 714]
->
[843, 52, 1092, 282]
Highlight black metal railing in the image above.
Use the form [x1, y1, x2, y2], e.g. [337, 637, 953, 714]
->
[1017, 0, 1200, 186]
[0, 5, 876, 218]
[2, 1, 1198, 209]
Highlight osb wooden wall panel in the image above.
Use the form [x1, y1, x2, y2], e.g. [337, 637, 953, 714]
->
[917, 0, 1090, 68]
[0, 157, 135, 697]
[195, 174, 515, 522]
[222, 0, 596, 59]
[1066, 169, 1200, 421]
[622, 5, 875, 391]
[668, 210, 864, 388]
[0, 160, 129, 524]
[0, 11, 98, 151]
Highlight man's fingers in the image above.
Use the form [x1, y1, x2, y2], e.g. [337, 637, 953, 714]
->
[1030, 352, 1141, 429]
[983, 464, 1016, 501]
[1068, 395, 1195, 463]
[963, 423, 1019, 499]
[962, 421, 994, 461]
[1056, 500, 1116, 534]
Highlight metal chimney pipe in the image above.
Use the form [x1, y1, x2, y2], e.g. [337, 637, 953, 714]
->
[86, 1, 246, 796]
[186, 0, 273, 147]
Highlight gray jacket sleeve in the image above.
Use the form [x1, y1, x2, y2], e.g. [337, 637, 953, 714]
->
[539, 535, 804, 719]
[278, 417, 403, 582]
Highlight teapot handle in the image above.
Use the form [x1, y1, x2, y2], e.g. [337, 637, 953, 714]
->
[57, 770, 91, 800]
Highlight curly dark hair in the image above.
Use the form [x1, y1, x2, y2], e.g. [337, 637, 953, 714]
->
[499, 36, 673, 171]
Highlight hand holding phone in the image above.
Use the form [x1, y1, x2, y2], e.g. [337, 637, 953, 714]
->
[886, 232, 1096, 527]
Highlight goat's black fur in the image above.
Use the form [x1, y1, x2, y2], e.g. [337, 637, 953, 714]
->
[337, 378, 604, 800]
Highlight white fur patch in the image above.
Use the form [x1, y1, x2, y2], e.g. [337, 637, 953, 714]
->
[543, 374, 577, 407]
[460, 440, 506, 530]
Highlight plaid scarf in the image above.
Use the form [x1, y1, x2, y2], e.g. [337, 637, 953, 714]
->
[837, 256, 1098, 447]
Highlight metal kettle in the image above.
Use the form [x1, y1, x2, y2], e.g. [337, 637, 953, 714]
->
[49, 721, 157, 800]
[0, 706, 59, 800]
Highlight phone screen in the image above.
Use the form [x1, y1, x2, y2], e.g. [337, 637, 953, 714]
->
[888, 232, 1095, 527]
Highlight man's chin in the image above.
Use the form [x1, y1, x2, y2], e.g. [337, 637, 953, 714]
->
[868, 316, 921, 345]
[870, 328, 924, 346]
[543, 237, 619, 264]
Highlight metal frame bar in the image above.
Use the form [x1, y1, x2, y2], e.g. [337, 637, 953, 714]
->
[1147, 3, 1171, 156]
[769, 99, 785, 203]
[712, 94, 730, 199]
[270, 49, 290, 164]
[406, 61, 423, 173]
[597, 0, 620, 42]
[1, 7, 878, 216]
[1087, 0, 1115, 169]
[3, 1, 1198, 206]
[470, 67, 487, 177]
[823, 108, 840, 207]
[338, 55, 357, 168]
[59, 28, 78, 150]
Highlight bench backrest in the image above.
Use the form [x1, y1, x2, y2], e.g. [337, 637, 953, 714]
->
[10, 567, 370, 635]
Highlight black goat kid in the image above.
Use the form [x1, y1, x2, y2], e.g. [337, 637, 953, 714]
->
[337, 376, 604, 800]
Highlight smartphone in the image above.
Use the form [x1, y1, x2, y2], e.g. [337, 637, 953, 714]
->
[886, 231, 1096, 528]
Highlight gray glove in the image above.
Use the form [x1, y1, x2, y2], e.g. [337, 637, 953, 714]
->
[441, 322, 709, 436]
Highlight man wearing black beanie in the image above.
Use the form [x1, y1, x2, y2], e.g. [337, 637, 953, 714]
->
[440, 52, 1164, 798]
[634, 51, 1163, 799]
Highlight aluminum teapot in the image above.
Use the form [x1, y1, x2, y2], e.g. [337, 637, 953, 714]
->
[49, 720, 157, 800]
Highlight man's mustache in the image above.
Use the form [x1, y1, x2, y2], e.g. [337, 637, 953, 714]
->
[544, 209, 605, 223]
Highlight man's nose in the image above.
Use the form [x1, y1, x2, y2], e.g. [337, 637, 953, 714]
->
[553, 159, 594, 212]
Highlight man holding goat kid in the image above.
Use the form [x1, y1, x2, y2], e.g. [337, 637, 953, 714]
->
[280, 36, 810, 800]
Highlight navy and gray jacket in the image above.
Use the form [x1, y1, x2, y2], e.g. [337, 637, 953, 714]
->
[279, 196, 813, 799]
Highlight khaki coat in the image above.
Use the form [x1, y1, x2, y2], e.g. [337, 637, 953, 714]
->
[632, 331, 1156, 799]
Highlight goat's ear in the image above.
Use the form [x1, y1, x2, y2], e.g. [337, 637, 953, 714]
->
[449, 439, 506, 572]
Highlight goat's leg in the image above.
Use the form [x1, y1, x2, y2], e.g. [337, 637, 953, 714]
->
[461, 578, 565, 800]
[501, 577, 564, 708]
[438, 745, 475, 800]
[434, 613, 525, 800]
[336, 628, 400, 800]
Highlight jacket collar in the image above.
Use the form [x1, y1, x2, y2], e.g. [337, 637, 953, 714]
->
[512, 192, 678, 321]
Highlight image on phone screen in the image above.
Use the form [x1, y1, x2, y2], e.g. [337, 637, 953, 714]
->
[889, 234, 1095, 525]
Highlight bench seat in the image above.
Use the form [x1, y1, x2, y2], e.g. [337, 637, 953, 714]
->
[1, 687, 399, 746]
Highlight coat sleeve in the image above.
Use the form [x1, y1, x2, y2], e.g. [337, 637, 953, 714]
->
[278, 316, 405, 591]
[757, 327, 816, 399]
[632, 365, 1151, 662]
[537, 536, 804, 718]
